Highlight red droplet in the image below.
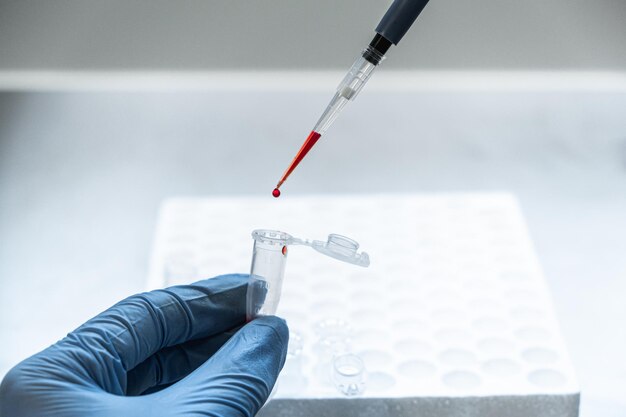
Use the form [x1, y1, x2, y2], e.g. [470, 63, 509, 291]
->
[272, 188, 281, 198]
[282, 245, 288, 256]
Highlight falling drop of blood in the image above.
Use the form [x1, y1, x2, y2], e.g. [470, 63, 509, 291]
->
[272, 188, 281, 198]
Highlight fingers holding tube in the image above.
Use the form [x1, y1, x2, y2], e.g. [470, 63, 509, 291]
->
[159, 316, 288, 417]
[53, 274, 248, 393]
[125, 326, 241, 395]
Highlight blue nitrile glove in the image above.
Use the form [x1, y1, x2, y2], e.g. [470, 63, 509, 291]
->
[0, 274, 288, 417]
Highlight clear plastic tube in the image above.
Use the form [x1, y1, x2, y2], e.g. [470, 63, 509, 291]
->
[246, 230, 289, 321]
[332, 353, 367, 396]
[246, 229, 370, 320]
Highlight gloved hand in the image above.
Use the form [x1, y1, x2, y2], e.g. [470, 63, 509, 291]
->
[0, 274, 288, 417]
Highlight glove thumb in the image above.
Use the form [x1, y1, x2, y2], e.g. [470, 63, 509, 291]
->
[155, 316, 289, 417]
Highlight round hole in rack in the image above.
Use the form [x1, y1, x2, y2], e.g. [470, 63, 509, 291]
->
[392, 319, 430, 334]
[515, 326, 552, 342]
[528, 369, 566, 388]
[310, 264, 334, 275]
[439, 348, 477, 368]
[388, 298, 419, 314]
[476, 338, 515, 356]
[482, 358, 521, 377]
[313, 318, 353, 356]
[462, 278, 493, 292]
[505, 289, 539, 303]
[313, 362, 333, 386]
[454, 259, 485, 274]
[472, 317, 508, 334]
[349, 271, 379, 284]
[467, 298, 503, 315]
[499, 270, 531, 282]
[394, 338, 432, 357]
[494, 254, 528, 266]
[510, 307, 545, 322]
[359, 349, 393, 369]
[442, 370, 482, 390]
[434, 327, 473, 345]
[351, 289, 379, 304]
[368, 372, 396, 392]
[314, 318, 352, 338]
[522, 347, 559, 365]
[430, 308, 466, 325]
[280, 288, 308, 302]
[279, 309, 308, 326]
[398, 360, 436, 379]
[311, 301, 345, 317]
[426, 289, 463, 305]
[352, 329, 389, 346]
[388, 277, 417, 292]
[310, 282, 344, 297]
[351, 309, 385, 326]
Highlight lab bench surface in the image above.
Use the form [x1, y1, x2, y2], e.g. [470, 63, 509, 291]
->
[0, 86, 625, 416]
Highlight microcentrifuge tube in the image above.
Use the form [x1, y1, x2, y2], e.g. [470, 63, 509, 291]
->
[332, 353, 367, 396]
[246, 230, 289, 321]
[246, 229, 369, 321]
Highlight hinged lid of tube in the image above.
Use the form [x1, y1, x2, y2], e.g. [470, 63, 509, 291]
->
[247, 229, 370, 320]
[289, 233, 370, 267]
[251, 229, 370, 267]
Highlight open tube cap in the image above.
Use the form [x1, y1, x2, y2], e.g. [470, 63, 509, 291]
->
[251, 229, 370, 267]
[289, 233, 370, 267]
[309, 234, 370, 267]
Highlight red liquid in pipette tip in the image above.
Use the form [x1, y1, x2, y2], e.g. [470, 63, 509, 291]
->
[272, 130, 322, 197]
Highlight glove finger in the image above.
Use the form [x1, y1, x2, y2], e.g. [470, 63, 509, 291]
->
[158, 316, 288, 417]
[55, 274, 250, 393]
[126, 326, 241, 395]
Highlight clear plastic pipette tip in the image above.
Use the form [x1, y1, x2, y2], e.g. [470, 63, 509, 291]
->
[273, 46, 384, 192]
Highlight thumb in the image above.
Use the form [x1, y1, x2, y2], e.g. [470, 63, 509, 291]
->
[156, 316, 289, 417]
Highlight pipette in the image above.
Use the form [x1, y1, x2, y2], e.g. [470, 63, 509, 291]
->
[273, 0, 432, 197]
